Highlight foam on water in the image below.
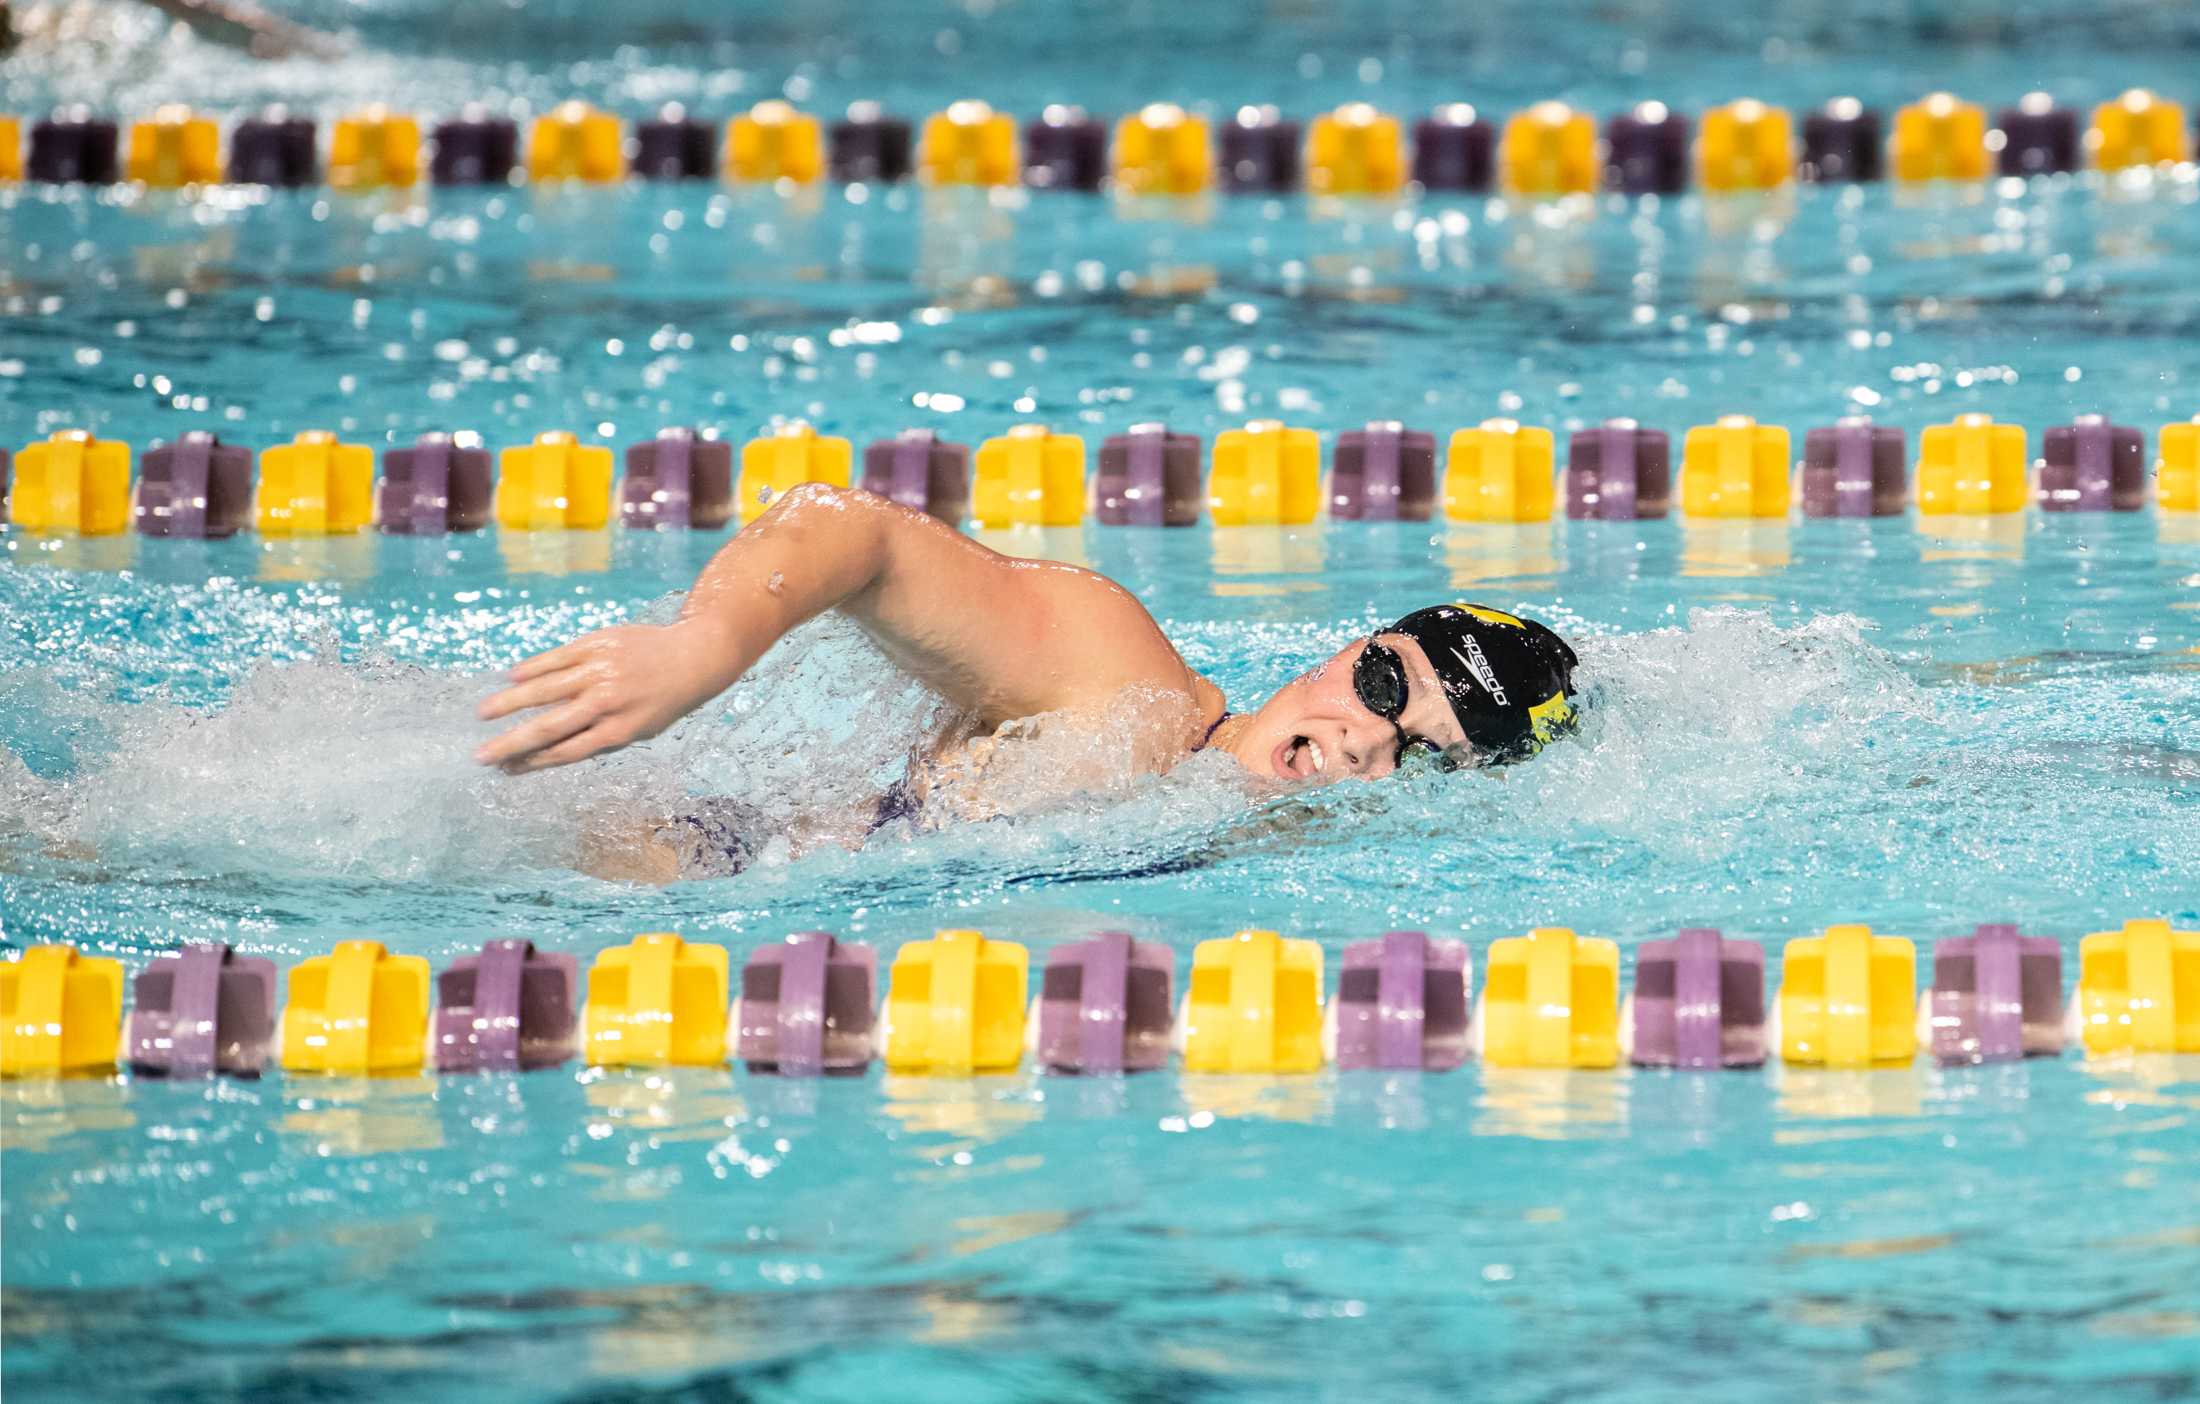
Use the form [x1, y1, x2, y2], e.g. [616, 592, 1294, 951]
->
[0, 612, 936, 881]
[1525, 609, 1938, 853]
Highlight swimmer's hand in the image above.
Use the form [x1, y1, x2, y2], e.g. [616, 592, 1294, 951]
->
[475, 619, 735, 773]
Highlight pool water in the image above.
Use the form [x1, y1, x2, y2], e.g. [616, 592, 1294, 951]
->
[5, 2, 2200, 1400]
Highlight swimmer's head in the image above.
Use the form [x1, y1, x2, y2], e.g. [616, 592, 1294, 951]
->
[1225, 604, 1579, 783]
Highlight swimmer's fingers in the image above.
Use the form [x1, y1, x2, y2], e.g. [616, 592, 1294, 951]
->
[502, 723, 624, 775]
[506, 635, 604, 684]
[477, 666, 592, 722]
[475, 699, 600, 770]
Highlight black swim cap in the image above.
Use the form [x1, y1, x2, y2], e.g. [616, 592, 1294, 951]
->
[1384, 604, 1580, 764]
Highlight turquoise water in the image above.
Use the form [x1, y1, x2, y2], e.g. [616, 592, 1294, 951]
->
[6, 2, 2200, 1400]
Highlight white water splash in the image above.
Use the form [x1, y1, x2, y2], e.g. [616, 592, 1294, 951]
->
[0, 608, 1952, 889]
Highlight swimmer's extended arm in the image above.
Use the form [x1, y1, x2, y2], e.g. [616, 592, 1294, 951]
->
[476, 483, 1196, 772]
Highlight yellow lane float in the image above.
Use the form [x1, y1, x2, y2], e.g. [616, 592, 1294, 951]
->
[1892, 93, 1990, 182]
[2159, 417, 2200, 512]
[581, 933, 731, 1068]
[328, 107, 423, 190]
[281, 940, 431, 1075]
[1180, 929, 1324, 1073]
[973, 424, 1086, 526]
[1680, 415, 1790, 519]
[1112, 103, 1211, 195]
[1773, 924, 1917, 1067]
[496, 431, 615, 530]
[257, 431, 375, 536]
[726, 100, 825, 184]
[125, 105, 221, 187]
[1698, 99, 1793, 192]
[880, 929, 1028, 1074]
[8, 430, 132, 535]
[1307, 103, 1405, 196]
[1477, 926, 1619, 1069]
[527, 101, 626, 183]
[1498, 101, 1597, 196]
[1917, 413, 2028, 515]
[2087, 89, 2191, 171]
[1208, 420, 1321, 526]
[2071, 918, 2200, 1055]
[918, 100, 1019, 186]
[1444, 418, 1556, 523]
[736, 422, 853, 524]
[2, 944, 124, 1078]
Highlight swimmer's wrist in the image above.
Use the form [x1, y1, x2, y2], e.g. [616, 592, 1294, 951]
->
[670, 612, 766, 696]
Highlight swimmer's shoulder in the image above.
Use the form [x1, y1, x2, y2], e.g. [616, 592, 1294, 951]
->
[1008, 559, 1209, 702]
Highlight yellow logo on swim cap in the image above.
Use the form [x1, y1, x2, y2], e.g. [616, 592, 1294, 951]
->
[1527, 691, 1575, 747]
[1454, 604, 1527, 629]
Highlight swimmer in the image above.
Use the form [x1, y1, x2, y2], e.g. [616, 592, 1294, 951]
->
[5, 0, 342, 60]
[476, 483, 1579, 878]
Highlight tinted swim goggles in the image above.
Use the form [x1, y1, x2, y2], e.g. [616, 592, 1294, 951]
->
[1352, 638, 1468, 770]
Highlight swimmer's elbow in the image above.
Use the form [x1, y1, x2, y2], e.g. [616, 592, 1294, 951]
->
[761, 479, 862, 521]
[763, 481, 922, 549]
[747, 481, 899, 557]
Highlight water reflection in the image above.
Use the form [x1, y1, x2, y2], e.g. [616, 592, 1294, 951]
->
[1444, 520, 1561, 586]
[126, 222, 237, 292]
[1177, 1072, 1331, 1124]
[2095, 173, 2194, 255]
[1036, 1073, 1137, 1120]
[1699, 187, 1797, 245]
[1915, 512, 2027, 559]
[0, 1076, 135, 1152]
[129, 535, 234, 585]
[4, 532, 135, 572]
[1619, 1066, 1763, 1148]
[524, 187, 635, 278]
[1679, 520, 1791, 579]
[258, 532, 378, 582]
[374, 532, 481, 581]
[1114, 191, 1216, 228]
[1305, 240, 1408, 302]
[1891, 180, 1992, 218]
[1495, 199, 1597, 291]
[1209, 526, 1325, 594]
[1473, 1067, 1629, 1139]
[496, 528, 612, 576]
[280, 1074, 443, 1155]
[612, 523, 728, 581]
[1328, 1069, 1434, 1130]
[588, 1297, 784, 1382]
[1770, 1064, 1928, 1126]
[914, 1287, 1018, 1343]
[1924, 1058, 2047, 1115]
[878, 1072, 1043, 1148]
[2160, 512, 2200, 548]
[2075, 1052, 2200, 1109]
[917, 188, 1019, 301]
[724, 186, 830, 285]
[580, 1066, 742, 1141]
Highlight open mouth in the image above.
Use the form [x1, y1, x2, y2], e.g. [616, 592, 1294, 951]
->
[1272, 735, 1326, 780]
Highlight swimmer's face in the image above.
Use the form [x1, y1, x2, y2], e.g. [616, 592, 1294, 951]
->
[1227, 635, 1469, 783]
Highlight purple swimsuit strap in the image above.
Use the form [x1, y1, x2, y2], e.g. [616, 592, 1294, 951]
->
[1195, 711, 1234, 752]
